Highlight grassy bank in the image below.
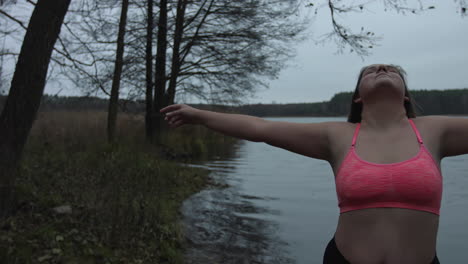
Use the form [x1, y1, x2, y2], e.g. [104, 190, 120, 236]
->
[0, 111, 238, 264]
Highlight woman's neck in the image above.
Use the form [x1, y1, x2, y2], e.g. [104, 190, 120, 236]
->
[360, 100, 408, 131]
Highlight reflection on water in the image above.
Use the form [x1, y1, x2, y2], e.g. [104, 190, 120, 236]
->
[182, 117, 468, 263]
[182, 150, 295, 264]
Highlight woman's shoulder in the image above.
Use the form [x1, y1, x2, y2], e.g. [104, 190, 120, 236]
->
[413, 114, 468, 136]
[412, 115, 452, 130]
[325, 120, 357, 131]
[324, 120, 357, 143]
[411, 115, 448, 147]
[413, 115, 456, 122]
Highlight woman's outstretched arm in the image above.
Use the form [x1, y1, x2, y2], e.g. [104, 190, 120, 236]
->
[436, 116, 468, 158]
[160, 104, 333, 161]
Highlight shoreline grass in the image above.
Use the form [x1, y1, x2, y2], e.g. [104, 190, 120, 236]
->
[0, 111, 238, 263]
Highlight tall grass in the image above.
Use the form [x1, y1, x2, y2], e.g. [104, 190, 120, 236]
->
[0, 111, 238, 263]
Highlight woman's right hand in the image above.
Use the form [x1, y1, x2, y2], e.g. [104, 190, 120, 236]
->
[160, 104, 202, 128]
[162, 103, 333, 161]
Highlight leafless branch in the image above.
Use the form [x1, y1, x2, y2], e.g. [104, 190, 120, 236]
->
[0, 9, 27, 29]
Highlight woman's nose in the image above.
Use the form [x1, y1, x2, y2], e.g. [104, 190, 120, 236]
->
[376, 65, 388, 72]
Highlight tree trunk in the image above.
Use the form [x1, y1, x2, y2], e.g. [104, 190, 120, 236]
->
[0, 0, 71, 218]
[145, 0, 154, 142]
[167, 0, 187, 105]
[153, 0, 168, 140]
[107, 0, 129, 143]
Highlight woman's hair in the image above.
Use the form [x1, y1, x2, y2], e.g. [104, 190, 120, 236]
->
[347, 64, 419, 123]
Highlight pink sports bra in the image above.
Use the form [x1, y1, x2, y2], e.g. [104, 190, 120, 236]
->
[335, 118, 443, 215]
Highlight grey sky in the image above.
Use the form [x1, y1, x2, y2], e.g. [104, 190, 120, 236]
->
[1, 1, 467, 104]
[250, 1, 468, 104]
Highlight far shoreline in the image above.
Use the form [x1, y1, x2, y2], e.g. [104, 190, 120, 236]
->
[257, 114, 468, 118]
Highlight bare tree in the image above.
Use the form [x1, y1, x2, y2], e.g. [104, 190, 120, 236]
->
[0, 0, 17, 7]
[141, 0, 309, 138]
[107, 0, 130, 142]
[309, 0, 466, 56]
[172, 0, 307, 101]
[152, 0, 168, 138]
[145, 0, 154, 140]
[0, 0, 71, 218]
[166, 0, 187, 105]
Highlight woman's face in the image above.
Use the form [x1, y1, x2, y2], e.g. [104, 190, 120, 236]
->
[357, 64, 407, 103]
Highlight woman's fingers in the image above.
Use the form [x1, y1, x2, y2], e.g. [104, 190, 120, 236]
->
[168, 116, 181, 125]
[160, 104, 194, 128]
[171, 119, 185, 128]
[166, 109, 182, 117]
[160, 104, 180, 114]
[160, 104, 178, 113]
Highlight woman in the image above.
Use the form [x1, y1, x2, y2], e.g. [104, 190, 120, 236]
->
[160, 64, 468, 264]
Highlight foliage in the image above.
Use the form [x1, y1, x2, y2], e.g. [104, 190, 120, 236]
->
[231, 88, 468, 117]
[323, 88, 468, 116]
[2, 87, 467, 118]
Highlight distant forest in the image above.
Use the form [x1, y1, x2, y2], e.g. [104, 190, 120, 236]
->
[1, 88, 467, 117]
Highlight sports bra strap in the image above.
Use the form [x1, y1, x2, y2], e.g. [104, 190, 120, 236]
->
[351, 123, 361, 147]
[408, 119, 424, 144]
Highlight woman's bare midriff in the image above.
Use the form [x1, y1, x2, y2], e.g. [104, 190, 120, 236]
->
[328, 117, 443, 264]
[334, 208, 439, 264]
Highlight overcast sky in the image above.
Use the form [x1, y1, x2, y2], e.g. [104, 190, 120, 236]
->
[2, 1, 467, 104]
[248, 1, 468, 104]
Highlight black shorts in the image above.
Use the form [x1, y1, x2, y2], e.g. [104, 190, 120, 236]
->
[323, 236, 440, 264]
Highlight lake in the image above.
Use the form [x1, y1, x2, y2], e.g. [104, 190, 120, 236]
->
[182, 117, 468, 263]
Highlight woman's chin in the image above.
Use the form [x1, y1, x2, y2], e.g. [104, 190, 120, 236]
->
[373, 78, 401, 90]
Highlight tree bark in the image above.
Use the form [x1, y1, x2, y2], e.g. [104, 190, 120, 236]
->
[167, 0, 187, 105]
[107, 0, 129, 143]
[153, 0, 168, 139]
[0, 0, 71, 218]
[145, 0, 154, 141]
